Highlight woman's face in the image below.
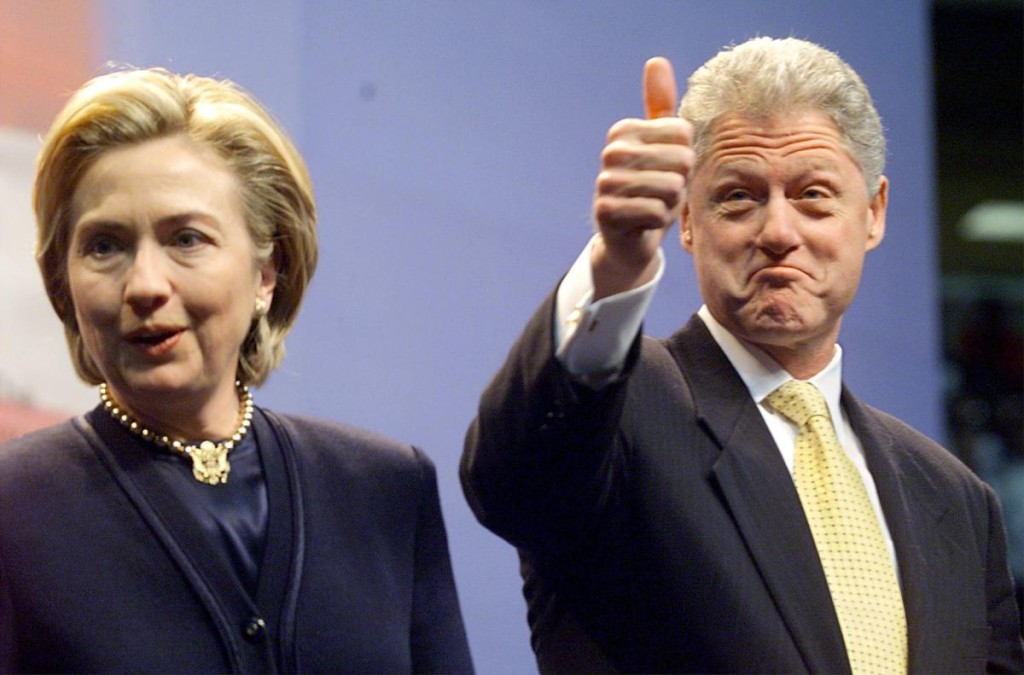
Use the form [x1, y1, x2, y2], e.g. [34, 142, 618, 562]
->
[67, 135, 275, 426]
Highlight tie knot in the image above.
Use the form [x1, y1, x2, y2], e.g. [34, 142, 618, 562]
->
[766, 380, 830, 428]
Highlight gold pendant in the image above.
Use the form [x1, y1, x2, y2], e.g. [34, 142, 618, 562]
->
[187, 440, 231, 485]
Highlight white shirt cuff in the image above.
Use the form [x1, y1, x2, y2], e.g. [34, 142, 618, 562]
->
[554, 235, 663, 383]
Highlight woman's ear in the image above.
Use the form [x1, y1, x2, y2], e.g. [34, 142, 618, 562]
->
[256, 252, 278, 314]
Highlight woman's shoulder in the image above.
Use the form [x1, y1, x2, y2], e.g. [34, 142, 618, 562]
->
[0, 418, 93, 498]
[0, 418, 84, 463]
[258, 408, 435, 475]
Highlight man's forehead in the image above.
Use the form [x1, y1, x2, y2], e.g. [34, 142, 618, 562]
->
[706, 152, 846, 174]
[707, 109, 842, 145]
[697, 110, 860, 173]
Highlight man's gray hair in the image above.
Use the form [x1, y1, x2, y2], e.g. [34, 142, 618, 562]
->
[680, 37, 886, 195]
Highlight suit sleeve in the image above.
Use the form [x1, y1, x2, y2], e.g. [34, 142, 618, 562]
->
[409, 448, 474, 674]
[981, 484, 1024, 672]
[460, 291, 640, 555]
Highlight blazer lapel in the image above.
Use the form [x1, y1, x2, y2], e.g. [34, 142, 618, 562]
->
[77, 409, 251, 669]
[666, 317, 849, 674]
[80, 407, 305, 672]
[251, 409, 305, 673]
[843, 392, 964, 672]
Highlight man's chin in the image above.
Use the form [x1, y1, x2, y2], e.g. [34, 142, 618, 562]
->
[735, 298, 807, 333]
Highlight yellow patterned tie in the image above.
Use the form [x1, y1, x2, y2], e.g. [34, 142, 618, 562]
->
[766, 380, 907, 675]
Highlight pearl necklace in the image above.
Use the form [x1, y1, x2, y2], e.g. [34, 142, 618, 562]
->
[99, 382, 254, 485]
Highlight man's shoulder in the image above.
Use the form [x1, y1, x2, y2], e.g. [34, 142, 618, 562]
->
[849, 395, 985, 491]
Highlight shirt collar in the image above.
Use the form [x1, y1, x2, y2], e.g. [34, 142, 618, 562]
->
[696, 305, 845, 420]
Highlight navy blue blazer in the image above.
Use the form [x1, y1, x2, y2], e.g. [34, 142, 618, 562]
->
[0, 406, 472, 673]
[462, 297, 1023, 673]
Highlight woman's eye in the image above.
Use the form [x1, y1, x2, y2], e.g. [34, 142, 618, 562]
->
[84, 234, 123, 258]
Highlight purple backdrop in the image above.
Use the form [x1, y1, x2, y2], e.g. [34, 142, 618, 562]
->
[98, 1, 938, 670]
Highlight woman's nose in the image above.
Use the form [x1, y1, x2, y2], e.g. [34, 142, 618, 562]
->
[123, 241, 171, 312]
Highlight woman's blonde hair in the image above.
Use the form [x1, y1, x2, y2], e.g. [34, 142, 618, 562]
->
[34, 67, 318, 387]
[680, 37, 886, 195]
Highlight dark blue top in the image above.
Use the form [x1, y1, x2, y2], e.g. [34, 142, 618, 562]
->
[146, 426, 268, 596]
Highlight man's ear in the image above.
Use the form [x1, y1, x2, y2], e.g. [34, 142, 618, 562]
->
[865, 175, 888, 252]
[680, 201, 694, 253]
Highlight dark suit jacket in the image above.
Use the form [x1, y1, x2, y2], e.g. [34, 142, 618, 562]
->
[461, 296, 1023, 673]
[0, 406, 473, 673]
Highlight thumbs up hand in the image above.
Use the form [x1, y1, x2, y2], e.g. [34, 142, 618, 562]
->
[591, 57, 694, 300]
[643, 56, 679, 119]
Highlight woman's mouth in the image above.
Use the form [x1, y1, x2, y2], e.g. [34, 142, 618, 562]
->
[124, 327, 184, 357]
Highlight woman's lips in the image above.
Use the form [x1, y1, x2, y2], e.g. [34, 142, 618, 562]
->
[124, 328, 184, 357]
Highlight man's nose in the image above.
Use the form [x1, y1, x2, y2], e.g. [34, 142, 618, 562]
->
[755, 196, 801, 255]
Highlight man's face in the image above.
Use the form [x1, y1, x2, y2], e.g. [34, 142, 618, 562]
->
[681, 109, 887, 369]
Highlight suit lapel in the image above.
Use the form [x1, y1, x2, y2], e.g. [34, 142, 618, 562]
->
[842, 392, 962, 672]
[666, 317, 849, 674]
[77, 409, 250, 669]
[252, 409, 305, 673]
[80, 407, 303, 671]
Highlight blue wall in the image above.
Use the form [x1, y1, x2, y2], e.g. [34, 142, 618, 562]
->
[99, 1, 938, 670]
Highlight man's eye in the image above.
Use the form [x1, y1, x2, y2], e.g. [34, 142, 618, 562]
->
[800, 185, 836, 200]
[172, 230, 204, 248]
[724, 190, 753, 201]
